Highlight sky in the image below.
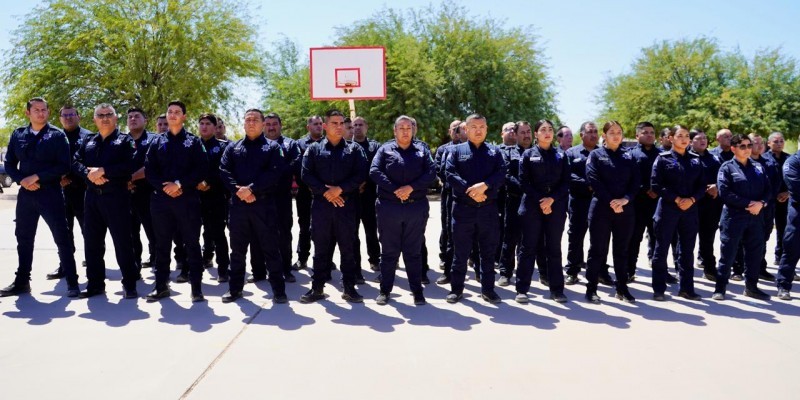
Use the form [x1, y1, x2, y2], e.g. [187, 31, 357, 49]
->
[1, 0, 799, 128]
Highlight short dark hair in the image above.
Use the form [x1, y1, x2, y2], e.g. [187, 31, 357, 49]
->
[307, 115, 322, 124]
[127, 107, 147, 119]
[730, 134, 750, 147]
[668, 124, 689, 137]
[198, 113, 218, 126]
[343, 117, 352, 123]
[556, 125, 570, 138]
[533, 119, 555, 134]
[167, 100, 186, 114]
[689, 130, 706, 140]
[579, 121, 597, 135]
[602, 120, 622, 134]
[660, 128, 671, 138]
[514, 120, 530, 134]
[27, 97, 47, 111]
[326, 110, 345, 121]
[244, 108, 265, 120]
[265, 112, 282, 125]
[635, 121, 654, 133]
[59, 104, 77, 114]
[465, 113, 486, 124]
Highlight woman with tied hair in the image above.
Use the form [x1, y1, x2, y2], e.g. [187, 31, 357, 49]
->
[514, 119, 570, 303]
[584, 121, 640, 303]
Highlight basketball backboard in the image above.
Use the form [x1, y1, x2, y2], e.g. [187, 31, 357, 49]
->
[310, 47, 386, 100]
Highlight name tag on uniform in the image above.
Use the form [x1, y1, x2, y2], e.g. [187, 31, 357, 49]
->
[530, 156, 542, 161]
[86, 141, 96, 149]
[599, 157, 609, 161]
[573, 157, 582, 162]
[459, 155, 471, 161]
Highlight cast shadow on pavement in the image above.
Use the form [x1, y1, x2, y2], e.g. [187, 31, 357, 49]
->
[78, 295, 150, 327]
[460, 294, 560, 330]
[391, 301, 481, 331]
[321, 300, 405, 333]
[237, 297, 316, 331]
[156, 297, 230, 333]
[3, 295, 76, 325]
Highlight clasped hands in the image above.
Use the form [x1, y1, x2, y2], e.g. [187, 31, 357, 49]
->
[162, 181, 183, 198]
[466, 182, 488, 203]
[324, 185, 345, 207]
[674, 197, 695, 211]
[609, 197, 629, 214]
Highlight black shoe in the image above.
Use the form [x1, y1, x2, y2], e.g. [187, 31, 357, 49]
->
[376, 292, 389, 305]
[66, 287, 80, 298]
[355, 275, 366, 285]
[615, 290, 635, 303]
[730, 274, 744, 281]
[439, 260, 446, 270]
[284, 272, 297, 283]
[598, 275, 614, 286]
[653, 293, 667, 301]
[123, 288, 138, 299]
[436, 274, 451, 285]
[78, 288, 106, 299]
[481, 291, 501, 304]
[372, 273, 382, 283]
[539, 277, 550, 287]
[666, 274, 679, 284]
[222, 290, 242, 303]
[300, 289, 325, 303]
[677, 291, 702, 301]
[585, 291, 600, 304]
[142, 259, 152, 268]
[146, 287, 170, 302]
[413, 291, 426, 306]
[175, 272, 189, 283]
[331, 262, 338, 270]
[369, 263, 379, 272]
[421, 272, 430, 285]
[759, 271, 776, 282]
[273, 293, 288, 304]
[446, 292, 463, 304]
[0, 282, 31, 297]
[292, 260, 308, 270]
[550, 292, 568, 303]
[626, 275, 636, 284]
[565, 274, 580, 285]
[82, 260, 87, 267]
[247, 275, 266, 284]
[203, 259, 213, 269]
[704, 273, 717, 282]
[46, 268, 64, 280]
[743, 287, 770, 301]
[191, 291, 205, 302]
[342, 287, 363, 303]
[217, 274, 229, 283]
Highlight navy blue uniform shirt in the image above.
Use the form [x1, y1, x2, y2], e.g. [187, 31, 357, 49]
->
[220, 134, 286, 201]
[130, 131, 157, 192]
[650, 149, 706, 204]
[695, 150, 723, 188]
[144, 128, 209, 197]
[753, 154, 781, 201]
[434, 142, 456, 186]
[717, 158, 771, 212]
[268, 135, 300, 192]
[64, 127, 91, 187]
[501, 144, 526, 197]
[519, 145, 570, 204]
[710, 146, 734, 163]
[585, 145, 640, 204]
[369, 140, 435, 202]
[4, 123, 71, 186]
[73, 129, 136, 192]
[628, 143, 661, 195]
[200, 137, 229, 195]
[444, 141, 507, 205]
[355, 138, 381, 195]
[293, 135, 323, 185]
[565, 144, 595, 198]
[783, 153, 800, 202]
[301, 138, 367, 197]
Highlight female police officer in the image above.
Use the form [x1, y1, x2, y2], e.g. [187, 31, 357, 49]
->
[713, 134, 771, 301]
[584, 121, 640, 303]
[515, 119, 570, 303]
[370, 116, 436, 305]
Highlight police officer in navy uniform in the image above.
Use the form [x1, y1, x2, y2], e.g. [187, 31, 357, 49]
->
[625, 122, 660, 282]
[126, 107, 158, 273]
[497, 121, 532, 287]
[650, 125, 705, 301]
[73, 104, 138, 298]
[584, 121, 640, 303]
[371, 116, 436, 305]
[352, 117, 382, 275]
[766, 132, 790, 267]
[1, 97, 79, 297]
[434, 120, 463, 284]
[444, 113, 507, 304]
[515, 119, 570, 303]
[776, 150, 800, 300]
[254, 112, 299, 283]
[299, 110, 368, 303]
[689, 130, 723, 281]
[219, 109, 287, 303]
[746, 134, 780, 281]
[196, 113, 230, 282]
[712, 134, 771, 301]
[710, 129, 734, 162]
[144, 100, 209, 302]
[292, 115, 324, 271]
[45, 105, 90, 280]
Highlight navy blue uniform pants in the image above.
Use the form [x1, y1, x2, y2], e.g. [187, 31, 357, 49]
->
[651, 204, 699, 294]
[715, 211, 765, 293]
[150, 195, 203, 288]
[566, 195, 591, 275]
[449, 200, 499, 294]
[628, 193, 657, 278]
[696, 196, 722, 274]
[774, 200, 788, 263]
[441, 189, 456, 277]
[586, 199, 634, 292]
[295, 186, 313, 263]
[83, 190, 138, 291]
[777, 201, 800, 290]
[377, 199, 429, 294]
[498, 194, 522, 278]
[310, 196, 359, 290]
[250, 192, 292, 278]
[58, 184, 85, 275]
[131, 189, 155, 268]
[516, 201, 567, 295]
[356, 192, 380, 266]
[228, 200, 285, 295]
[14, 186, 78, 288]
[200, 193, 230, 272]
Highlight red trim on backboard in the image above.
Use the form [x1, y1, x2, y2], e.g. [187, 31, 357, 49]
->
[334, 68, 362, 88]
[309, 46, 386, 101]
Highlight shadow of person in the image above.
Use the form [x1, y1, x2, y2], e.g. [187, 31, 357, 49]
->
[677, 296, 780, 323]
[459, 296, 559, 329]
[391, 301, 480, 331]
[603, 298, 707, 326]
[320, 301, 405, 333]
[530, 298, 633, 329]
[3, 295, 76, 325]
[78, 296, 150, 327]
[246, 300, 316, 331]
[157, 298, 230, 332]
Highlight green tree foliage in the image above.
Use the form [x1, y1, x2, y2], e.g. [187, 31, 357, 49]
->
[599, 38, 800, 138]
[1, 0, 261, 138]
[262, 2, 558, 145]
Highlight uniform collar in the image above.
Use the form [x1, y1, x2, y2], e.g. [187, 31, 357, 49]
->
[322, 137, 346, 149]
[96, 129, 121, 142]
[167, 128, 188, 141]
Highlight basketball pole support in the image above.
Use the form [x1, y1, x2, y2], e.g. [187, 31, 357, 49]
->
[348, 99, 356, 120]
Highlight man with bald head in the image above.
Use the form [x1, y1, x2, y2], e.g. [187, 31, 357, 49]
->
[710, 129, 734, 162]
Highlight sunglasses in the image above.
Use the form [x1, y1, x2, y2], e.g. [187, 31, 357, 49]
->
[736, 144, 753, 150]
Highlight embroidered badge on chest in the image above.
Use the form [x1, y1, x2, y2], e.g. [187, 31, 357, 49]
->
[86, 141, 96, 149]
[212, 146, 220, 154]
[113, 137, 123, 146]
[183, 138, 193, 148]
[262, 144, 270, 152]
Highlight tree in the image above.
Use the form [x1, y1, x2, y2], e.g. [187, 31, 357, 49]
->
[1, 0, 262, 138]
[262, 2, 558, 145]
[599, 38, 800, 137]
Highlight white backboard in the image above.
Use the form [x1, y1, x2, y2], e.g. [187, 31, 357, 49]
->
[309, 47, 386, 100]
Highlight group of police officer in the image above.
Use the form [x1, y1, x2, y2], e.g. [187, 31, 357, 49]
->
[2, 97, 799, 306]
